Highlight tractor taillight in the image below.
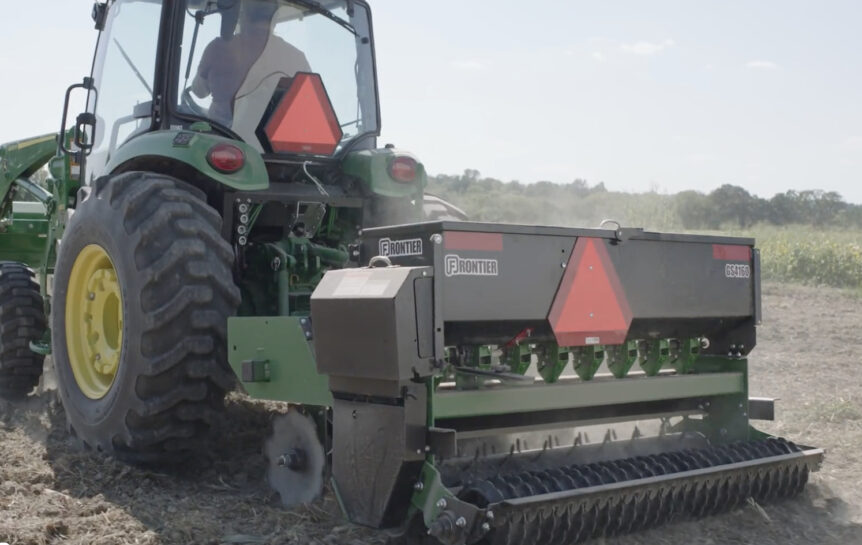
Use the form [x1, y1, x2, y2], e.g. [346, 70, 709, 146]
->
[207, 143, 245, 173]
[388, 156, 418, 183]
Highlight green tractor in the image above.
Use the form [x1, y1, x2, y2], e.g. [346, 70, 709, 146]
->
[0, 1, 821, 544]
[1, 0, 418, 453]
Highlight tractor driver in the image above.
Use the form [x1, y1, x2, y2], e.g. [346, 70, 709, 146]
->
[192, 0, 311, 131]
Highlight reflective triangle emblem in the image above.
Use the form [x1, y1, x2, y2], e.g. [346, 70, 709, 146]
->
[264, 72, 343, 156]
[548, 237, 633, 347]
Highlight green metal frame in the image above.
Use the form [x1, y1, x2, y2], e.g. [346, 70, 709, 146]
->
[0, 135, 59, 272]
[227, 316, 332, 406]
[407, 355, 756, 528]
[411, 462, 461, 527]
[0, 201, 50, 268]
[0, 134, 57, 200]
[433, 368, 745, 420]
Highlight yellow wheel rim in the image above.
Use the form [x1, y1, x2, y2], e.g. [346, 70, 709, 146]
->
[65, 244, 124, 400]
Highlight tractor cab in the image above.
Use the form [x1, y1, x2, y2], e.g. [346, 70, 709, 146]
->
[85, 0, 380, 180]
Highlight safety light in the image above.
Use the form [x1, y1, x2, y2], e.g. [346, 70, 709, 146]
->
[388, 156, 418, 183]
[207, 143, 245, 173]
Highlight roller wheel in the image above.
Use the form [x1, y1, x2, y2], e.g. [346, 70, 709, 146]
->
[51, 171, 241, 463]
[0, 262, 46, 399]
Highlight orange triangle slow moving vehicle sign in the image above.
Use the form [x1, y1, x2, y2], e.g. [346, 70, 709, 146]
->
[548, 238, 633, 346]
[264, 72, 343, 156]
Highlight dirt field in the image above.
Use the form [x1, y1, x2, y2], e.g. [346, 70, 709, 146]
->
[1, 283, 861, 545]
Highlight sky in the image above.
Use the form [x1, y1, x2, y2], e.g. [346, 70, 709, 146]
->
[1, 1, 860, 202]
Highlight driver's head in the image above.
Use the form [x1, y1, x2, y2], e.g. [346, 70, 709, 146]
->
[242, 0, 278, 26]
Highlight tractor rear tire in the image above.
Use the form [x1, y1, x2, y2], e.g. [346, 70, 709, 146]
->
[51, 172, 241, 463]
[0, 262, 46, 399]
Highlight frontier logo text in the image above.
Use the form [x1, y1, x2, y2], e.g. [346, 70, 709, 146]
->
[445, 254, 499, 277]
[379, 237, 423, 258]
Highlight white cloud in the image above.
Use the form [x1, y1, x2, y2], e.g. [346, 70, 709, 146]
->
[746, 60, 779, 70]
[843, 136, 862, 152]
[591, 51, 606, 62]
[687, 153, 715, 164]
[842, 137, 862, 164]
[450, 59, 487, 71]
[620, 39, 675, 56]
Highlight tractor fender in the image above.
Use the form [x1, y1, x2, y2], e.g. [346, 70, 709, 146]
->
[342, 148, 427, 198]
[104, 130, 269, 191]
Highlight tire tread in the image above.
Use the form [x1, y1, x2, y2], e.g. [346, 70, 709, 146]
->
[61, 172, 240, 462]
[0, 262, 46, 399]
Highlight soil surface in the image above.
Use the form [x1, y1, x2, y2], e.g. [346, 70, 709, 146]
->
[2, 283, 861, 545]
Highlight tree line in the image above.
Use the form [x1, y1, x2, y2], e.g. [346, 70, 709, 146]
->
[428, 170, 862, 231]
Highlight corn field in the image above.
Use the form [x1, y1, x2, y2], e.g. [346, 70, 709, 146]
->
[739, 227, 862, 289]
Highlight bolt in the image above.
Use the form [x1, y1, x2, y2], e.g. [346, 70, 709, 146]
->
[305, 332, 312, 339]
[588, 265, 594, 271]
[456, 517, 467, 528]
[88, 292, 96, 300]
[561, 262, 567, 269]
[277, 449, 307, 471]
[738, 403, 744, 409]
[414, 482, 424, 492]
[239, 214, 250, 224]
[416, 449, 422, 455]
[589, 313, 595, 318]
[238, 203, 250, 214]
[238, 236, 248, 246]
[436, 498, 447, 509]
[486, 511, 494, 520]
[425, 445, 431, 452]
[300, 318, 308, 325]
[95, 353, 101, 361]
[481, 523, 491, 532]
